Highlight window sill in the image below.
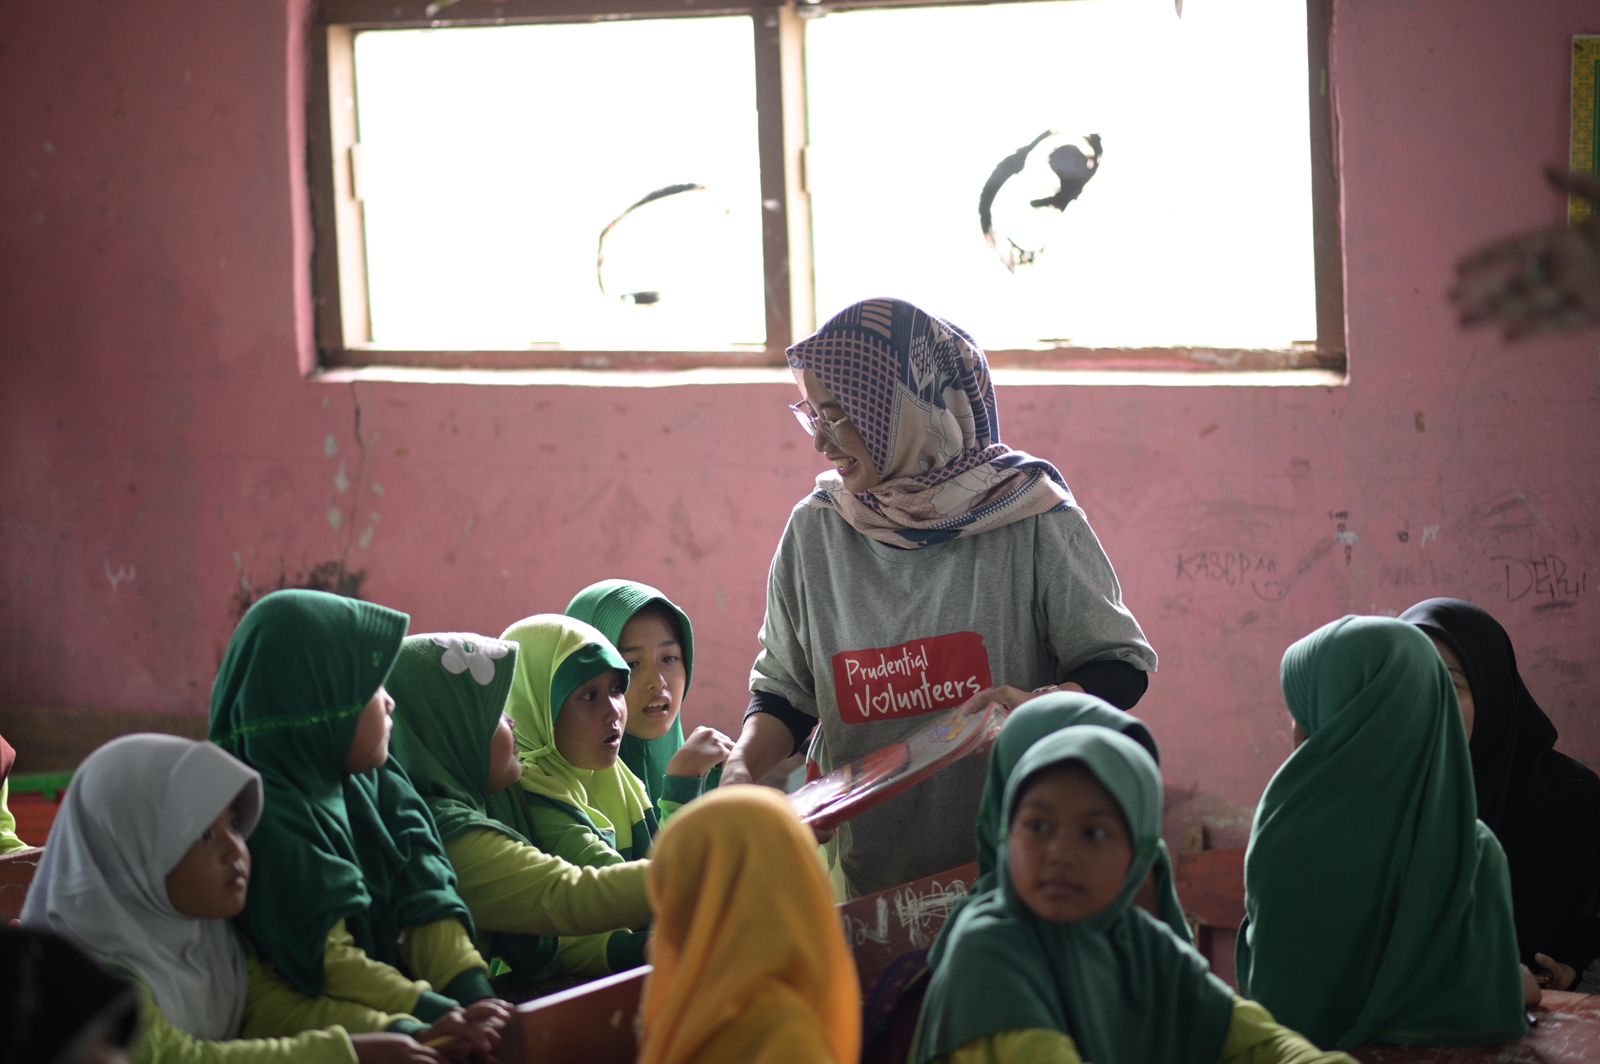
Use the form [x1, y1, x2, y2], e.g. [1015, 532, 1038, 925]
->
[311, 363, 1346, 389]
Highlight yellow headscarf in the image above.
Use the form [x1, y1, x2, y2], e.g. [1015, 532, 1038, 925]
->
[498, 613, 654, 857]
[639, 786, 861, 1064]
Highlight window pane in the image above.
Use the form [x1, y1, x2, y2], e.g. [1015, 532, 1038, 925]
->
[353, 18, 766, 350]
[805, 0, 1316, 351]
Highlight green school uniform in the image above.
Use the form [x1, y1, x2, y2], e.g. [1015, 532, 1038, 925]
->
[387, 633, 652, 987]
[565, 579, 715, 813]
[914, 728, 1234, 1064]
[209, 590, 484, 1012]
[498, 614, 658, 862]
[1237, 616, 1526, 1050]
[927, 693, 1189, 974]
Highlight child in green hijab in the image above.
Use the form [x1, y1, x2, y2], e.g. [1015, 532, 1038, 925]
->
[210, 590, 510, 1043]
[387, 632, 654, 991]
[566, 579, 733, 816]
[914, 728, 1352, 1064]
[927, 691, 1188, 975]
[1238, 616, 1529, 1050]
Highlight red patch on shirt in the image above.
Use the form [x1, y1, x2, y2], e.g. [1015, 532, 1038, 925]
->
[832, 632, 993, 724]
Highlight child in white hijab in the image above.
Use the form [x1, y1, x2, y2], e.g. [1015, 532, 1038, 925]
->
[21, 734, 462, 1063]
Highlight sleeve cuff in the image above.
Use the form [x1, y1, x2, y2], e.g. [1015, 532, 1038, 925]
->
[411, 990, 460, 1023]
[746, 690, 817, 755]
[660, 774, 703, 805]
[605, 929, 650, 973]
[441, 967, 495, 1005]
[386, 1017, 429, 1037]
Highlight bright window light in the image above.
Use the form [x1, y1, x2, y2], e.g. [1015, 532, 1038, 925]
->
[352, 18, 767, 351]
[805, 0, 1317, 350]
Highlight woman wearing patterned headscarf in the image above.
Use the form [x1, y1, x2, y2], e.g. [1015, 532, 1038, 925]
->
[722, 296, 1156, 896]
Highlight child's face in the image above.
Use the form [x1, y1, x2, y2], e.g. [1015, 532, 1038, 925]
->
[486, 714, 522, 793]
[793, 369, 881, 493]
[1426, 635, 1476, 739]
[617, 608, 687, 741]
[1008, 763, 1134, 924]
[555, 668, 627, 770]
[165, 795, 251, 920]
[345, 685, 394, 774]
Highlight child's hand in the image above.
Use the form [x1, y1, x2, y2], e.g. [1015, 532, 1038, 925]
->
[666, 726, 735, 779]
[350, 1033, 445, 1064]
[1532, 952, 1577, 992]
[418, 1008, 500, 1061]
[1521, 964, 1544, 1007]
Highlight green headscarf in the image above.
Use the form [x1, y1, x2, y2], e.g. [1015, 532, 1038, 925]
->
[565, 579, 698, 804]
[209, 589, 474, 996]
[387, 633, 534, 845]
[928, 693, 1188, 973]
[914, 728, 1233, 1064]
[387, 632, 560, 980]
[1237, 616, 1526, 1049]
[499, 614, 657, 860]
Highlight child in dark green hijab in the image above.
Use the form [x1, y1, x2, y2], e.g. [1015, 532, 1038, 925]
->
[387, 632, 653, 991]
[914, 728, 1351, 1064]
[565, 579, 733, 816]
[1238, 615, 1529, 1050]
[927, 691, 1188, 975]
[209, 590, 509, 1045]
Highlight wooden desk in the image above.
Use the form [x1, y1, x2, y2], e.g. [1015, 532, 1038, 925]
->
[0, 847, 42, 923]
[1353, 992, 1600, 1063]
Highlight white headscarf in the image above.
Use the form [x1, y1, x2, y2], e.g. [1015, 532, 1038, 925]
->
[20, 733, 263, 1040]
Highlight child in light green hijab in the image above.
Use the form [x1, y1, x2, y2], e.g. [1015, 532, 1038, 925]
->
[497, 613, 659, 977]
[387, 633, 653, 991]
[914, 728, 1351, 1064]
[565, 579, 733, 816]
[1239, 616, 1529, 1049]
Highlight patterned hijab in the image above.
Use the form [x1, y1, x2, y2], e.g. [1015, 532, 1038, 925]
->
[210, 589, 473, 995]
[1238, 616, 1526, 1049]
[928, 693, 1186, 973]
[565, 579, 696, 804]
[914, 729, 1233, 1064]
[787, 297, 1075, 548]
[640, 786, 861, 1064]
[498, 614, 655, 859]
[1401, 597, 1600, 968]
[21, 734, 263, 1041]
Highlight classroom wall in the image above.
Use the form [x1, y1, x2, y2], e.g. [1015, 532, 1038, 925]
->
[2, 0, 1597, 832]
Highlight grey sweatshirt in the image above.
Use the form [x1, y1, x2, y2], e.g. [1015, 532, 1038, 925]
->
[750, 501, 1156, 896]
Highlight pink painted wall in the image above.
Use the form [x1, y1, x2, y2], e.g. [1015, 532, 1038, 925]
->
[3, 1, 1597, 838]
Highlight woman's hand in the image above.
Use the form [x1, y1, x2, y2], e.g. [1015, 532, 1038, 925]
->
[350, 1034, 445, 1064]
[666, 726, 735, 779]
[1521, 964, 1544, 1007]
[961, 682, 1081, 714]
[1532, 952, 1577, 992]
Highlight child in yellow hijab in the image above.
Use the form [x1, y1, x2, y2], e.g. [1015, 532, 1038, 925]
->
[639, 786, 860, 1064]
[498, 614, 654, 978]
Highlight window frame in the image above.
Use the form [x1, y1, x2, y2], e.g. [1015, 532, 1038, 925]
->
[308, 0, 1343, 374]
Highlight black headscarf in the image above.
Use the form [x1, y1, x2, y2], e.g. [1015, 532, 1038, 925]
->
[1401, 597, 1600, 975]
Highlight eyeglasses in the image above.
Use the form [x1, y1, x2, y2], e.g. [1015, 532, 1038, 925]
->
[789, 400, 851, 444]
